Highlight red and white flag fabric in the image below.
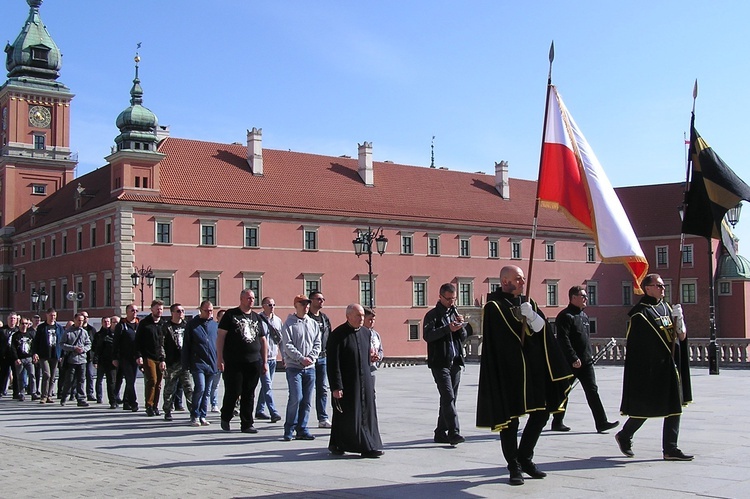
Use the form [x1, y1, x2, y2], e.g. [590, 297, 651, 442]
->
[538, 85, 649, 292]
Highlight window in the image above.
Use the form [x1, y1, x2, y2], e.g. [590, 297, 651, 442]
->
[718, 280, 732, 296]
[589, 318, 597, 336]
[51, 237, 56, 256]
[201, 278, 218, 304]
[457, 279, 473, 307]
[32, 184, 46, 195]
[408, 321, 421, 341]
[50, 283, 56, 309]
[545, 242, 555, 261]
[76, 280, 83, 309]
[31, 47, 49, 62]
[622, 282, 632, 306]
[31, 242, 36, 261]
[243, 272, 264, 299]
[413, 278, 427, 307]
[681, 281, 697, 304]
[546, 281, 559, 307]
[200, 222, 216, 246]
[62, 233, 67, 254]
[682, 244, 694, 266]
[587, 282, 598, 306]
[244, 225, 259, 248]
[40, 240, 46, 259]
[511, 240, 522, 259]
[488, 239, 499, 259]
[135, 177, 140, 188]
[90, 225, 97, 247]
[105, 221, 112, 244]
[105, 278, 112, 307]
[489, 278, 501, 294]
[61, 282, 67, 309]
[656, 246, 668, 268]
[359, 275, 376, 307]
[34, 134, 45, 150]
[156, 220, 172, 244]
[303, 226, 318, 251]
[154, 278, 172, 305]
[586, 244, 596, 263]
[428, 235, 440, 256]
[303, 273, 323, 297]
[459, 237, 471, 257]
[77, 229, 82, 251]
[401, 233, 413, 255]
[664, 281, 673, 303]
[89, 278, 97, 308]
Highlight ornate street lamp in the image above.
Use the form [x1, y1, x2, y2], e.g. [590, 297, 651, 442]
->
[726, 202, 742, 228]
[131, 265, 155, 310]
[352, 227, 388, 308]
[31, 287, 48, 316]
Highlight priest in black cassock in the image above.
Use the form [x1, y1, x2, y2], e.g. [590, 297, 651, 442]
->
[326, 303, 384, 458]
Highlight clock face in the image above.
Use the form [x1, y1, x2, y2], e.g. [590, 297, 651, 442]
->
[29, 105, 51, 128]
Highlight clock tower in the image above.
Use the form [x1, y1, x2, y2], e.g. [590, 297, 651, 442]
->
[0, 0, 77, 228]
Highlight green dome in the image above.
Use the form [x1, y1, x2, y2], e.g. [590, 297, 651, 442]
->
[114, 55, 158, 150]
[5, 0, 62, 80]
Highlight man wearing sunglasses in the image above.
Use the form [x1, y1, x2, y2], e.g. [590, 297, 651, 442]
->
[551, 286, 619, 433]
[616, 273, 693, 461]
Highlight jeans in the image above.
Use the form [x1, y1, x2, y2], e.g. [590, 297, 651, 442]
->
[209, 371, 222, 407]
[191, 368, 215, 421]
[255, 359, 280, 417]
[284, 366, 315, 437]
[315, 357, 329, 422]
[60, 362, 86, 402]
[431, 361, 462, 435]
[96, 361, 118, 405]
[14, 358, 35, 397]
[85, 360, 96, 398]
[40, 358, 58, 400]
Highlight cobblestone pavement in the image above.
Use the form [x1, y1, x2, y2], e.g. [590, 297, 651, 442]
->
[1, 364, 748, 498]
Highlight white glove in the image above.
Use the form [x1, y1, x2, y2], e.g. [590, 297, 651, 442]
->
[671, 304, 686, 336]
[520, 302, 545, 333]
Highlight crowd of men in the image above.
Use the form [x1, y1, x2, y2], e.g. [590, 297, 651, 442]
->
[1, 268, 693, 482]
[0, 289, 386, 459]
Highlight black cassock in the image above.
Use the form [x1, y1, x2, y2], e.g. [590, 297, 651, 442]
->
[326, 322, 383, 454]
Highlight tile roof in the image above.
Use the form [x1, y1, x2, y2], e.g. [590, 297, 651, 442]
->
[615, 182, 684, 238]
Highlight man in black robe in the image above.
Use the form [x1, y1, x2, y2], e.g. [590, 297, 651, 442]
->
[616, 273, 693, 461]
[327, 303, 383, 458]
[477, 265, 572, 486]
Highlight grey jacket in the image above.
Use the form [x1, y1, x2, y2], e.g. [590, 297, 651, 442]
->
[281, 314, 321, 370]
[61, 327, 92, 365]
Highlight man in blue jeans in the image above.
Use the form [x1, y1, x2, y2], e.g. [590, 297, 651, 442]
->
[308, 291, 331, 428]
[256, 297, 282, 423]
[182, 300, 218, 427]
[281, 295, 321, 441]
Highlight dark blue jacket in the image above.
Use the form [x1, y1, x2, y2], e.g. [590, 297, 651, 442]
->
[182, 316, 218, 373]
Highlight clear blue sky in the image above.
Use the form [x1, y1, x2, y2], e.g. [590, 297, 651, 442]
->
[3, 0, 749, 249]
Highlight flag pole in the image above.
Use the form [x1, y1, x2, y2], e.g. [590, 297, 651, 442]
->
[527, 41, 555, 301]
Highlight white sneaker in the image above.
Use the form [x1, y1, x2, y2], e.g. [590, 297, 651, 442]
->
[319, 420, 332, 428]
[200, 418, 210, 426]
[210, 405, 219, 413]
[190, 419, 201, 427]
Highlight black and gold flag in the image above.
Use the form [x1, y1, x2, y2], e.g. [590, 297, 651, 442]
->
[682, 122, 750, 239]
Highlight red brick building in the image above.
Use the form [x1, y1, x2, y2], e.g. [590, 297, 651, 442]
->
[1, 1, 748, 359]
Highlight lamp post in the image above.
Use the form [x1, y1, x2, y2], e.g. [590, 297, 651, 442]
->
[131, 265, 155, 310]
[31, 287, 48, 317]
[352, 227, 388, 309]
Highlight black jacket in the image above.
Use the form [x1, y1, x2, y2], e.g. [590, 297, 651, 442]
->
[162, 319, 187, 365]
[135, 314, 166, 362]
[555, 304, 593, 365]
[423, 301, 469, 369]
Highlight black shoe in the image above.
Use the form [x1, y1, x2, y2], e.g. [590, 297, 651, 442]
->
[174, 406, 185, 412]
[241, 426, 258, 434]
[615, 431, 634, 457]
[109, 403, 117, 409]
[329, 446, 345, 456]
[77, 401, 90, 407]
[87, 395, 97, 402]
[519, 459, 547, 478]
[221, 419, 230, 432]
[164, 412, 173, 421]
[131, 404, 139, 412]
[255, 413, 270, 420]
[122, 403, 132, 411]
[597, 421, 620, 433]
[60, 399, 65, 407]
[270, 414, 282, 423]
[361, 450, 384, 458]
[434, 433, 450, 444]
[153, 407, 161, 416]
[96, 399, 103, 404]
[295, 433, 315, 440]
[507, 461, 524, 486]
[145, 406, 155, 417]
[448, 433, 465, 446]
[31, 394, 40, 401]
[663, 449, 694, 461]
[551, 423, 571, 432]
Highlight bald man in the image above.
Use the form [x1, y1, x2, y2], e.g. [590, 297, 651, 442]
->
[477, 265, 572, 486]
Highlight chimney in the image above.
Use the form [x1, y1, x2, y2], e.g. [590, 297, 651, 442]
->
[247, 128, 263, 176]
[495, 160, 509, 199]
[358, 141, 373, 186]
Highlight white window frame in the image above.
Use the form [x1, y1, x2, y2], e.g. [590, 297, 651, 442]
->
[303, 273, 323, 296]
[586, 244, 596, 263]
[427, 234, 440, 256]
[242, 271, 264, 300]
[153, 270, 175, 306]
[243, 222, 260, 248]
[682, 243, 694, 267]
[456, 278, 474, 307]
[681, 278, 698, 304]
[408, 320, 421, 341]
[400, 232, 414, 255]
[459, 237, 471, 258]
[303, 225, 319, 251]
[718, 280, 732, 296]
[155, 217, 173, 245]
[488, 238, 499, 259]
[546, 279, 559, 307]
[199, 270, 221, 306]
[358, 273, 377, 307]
[545, 241, 556, 261]
[412, 276, 428, 307]
[656, 245, 669, 268]
[622, 281, 633, 306]
[511, 240, 522, 260]
[488, 277, 501, 294]
[200, 219, 217, 247]
[586, 281, 598, 306]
